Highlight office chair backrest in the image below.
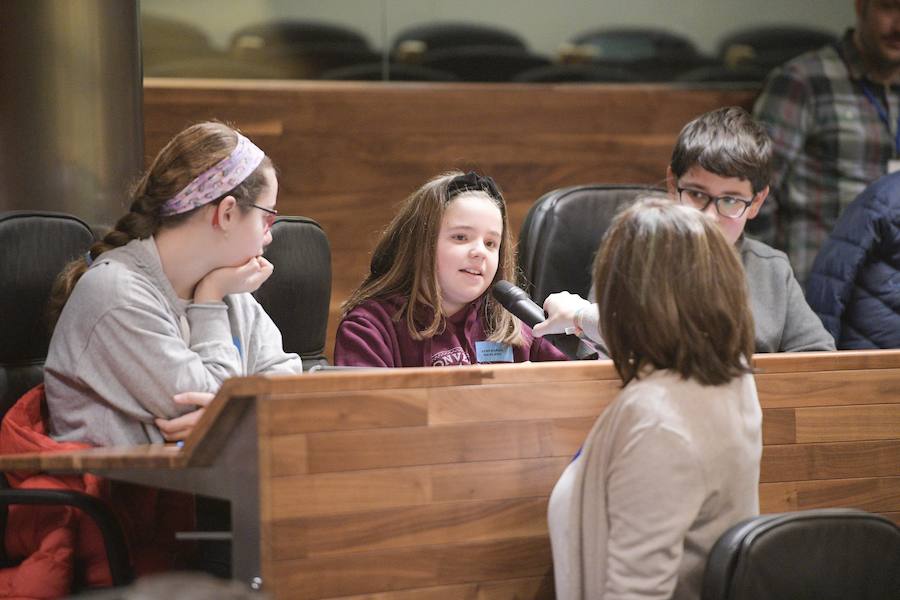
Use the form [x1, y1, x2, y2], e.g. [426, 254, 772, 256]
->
[0, 212, 95, 414]
[420, 46, 552, 82]
[392, 22, 527, 55]
[519, 184, 661, 305]
[717, 26, 837, 71]
[702, 509, 900, 600]
[140, 14, 217, 70]
[568, 27, 701, 62]
[230, 20, 371, 57]
[255, 216, 332, 370]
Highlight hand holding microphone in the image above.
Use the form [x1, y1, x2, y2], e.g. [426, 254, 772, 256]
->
[491, 281, 595, 339]
[533, 291, 594, 338]
[492, 281, 606, 357]
[490, 280, 546, 327]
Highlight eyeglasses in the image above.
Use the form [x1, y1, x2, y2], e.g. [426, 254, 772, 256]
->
[244, 202, 278, 226]
[676, 186, 755, 219]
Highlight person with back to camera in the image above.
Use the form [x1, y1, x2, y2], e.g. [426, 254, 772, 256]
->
[534, 107, 835, 354]
[334, 171, 568, 367]
[547, 197, 763, 600]
[43, 121, 303, 446]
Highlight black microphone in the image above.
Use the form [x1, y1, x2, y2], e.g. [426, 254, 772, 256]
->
[491, 280, 546, 327]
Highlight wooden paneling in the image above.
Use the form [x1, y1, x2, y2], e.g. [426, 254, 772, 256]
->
[250, 351, 900, 599]
[323, 576, 553, 600]
[267, 537, 552, 600]
[761, 440, 900, 482]
[4, 352, 900, 599]
[753, 368, 900, 408]
[143, 81, 757, 361]
[270, 497, 548, 558]
[303, 420, 555, 473]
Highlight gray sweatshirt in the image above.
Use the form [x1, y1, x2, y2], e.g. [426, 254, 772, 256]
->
[582, 236, 835, 354]
[45, 237, 302, 446]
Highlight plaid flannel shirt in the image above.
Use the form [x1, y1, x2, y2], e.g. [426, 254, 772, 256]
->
[752, 29, 900, 284]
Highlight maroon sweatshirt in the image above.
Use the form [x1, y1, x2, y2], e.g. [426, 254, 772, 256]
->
[334, 295, 569, 367]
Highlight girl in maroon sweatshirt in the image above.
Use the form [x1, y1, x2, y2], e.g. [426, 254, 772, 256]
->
[334, 171, 568, 367]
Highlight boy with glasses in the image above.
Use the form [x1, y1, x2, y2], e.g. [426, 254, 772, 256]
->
[534, 106, 835, 353]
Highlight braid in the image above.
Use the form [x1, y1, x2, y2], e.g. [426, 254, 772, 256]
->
[47, 120, 273, 332]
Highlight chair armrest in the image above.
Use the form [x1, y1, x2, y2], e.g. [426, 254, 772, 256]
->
[0, 488, 134, 586]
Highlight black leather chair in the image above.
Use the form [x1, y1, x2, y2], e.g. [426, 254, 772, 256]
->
[702, 509, 900, 600]
[227, 20, 377, 79]
[392, 22, 526, 60]
[255, 216, 332, 370]
[561, 27, 715, 81]
[717, 26, 837, 72]
[519, 184, 662, 305]
[0, 211, 134, 586]
[0, 211, 95, 412]
[420, 46, 552, 82]
[229, 20, 371, 56]
[518, 185, 662, 358]
[568, 27, 701, 61]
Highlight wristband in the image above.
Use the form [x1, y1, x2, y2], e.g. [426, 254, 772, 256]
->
[564, 303, 592, 336]
[573, 303, 591, 331]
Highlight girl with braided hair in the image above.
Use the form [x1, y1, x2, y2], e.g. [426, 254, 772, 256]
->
[44, 121, 302, 446]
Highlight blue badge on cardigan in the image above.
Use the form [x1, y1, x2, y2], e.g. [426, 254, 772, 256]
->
[475, 341, 514, 363]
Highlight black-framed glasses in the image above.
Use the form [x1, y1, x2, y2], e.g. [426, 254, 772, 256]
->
[676, 186, 755, 219]
[244, 202, 278, 225]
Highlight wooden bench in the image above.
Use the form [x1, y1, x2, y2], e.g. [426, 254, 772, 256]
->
[2, 350, 899, 598]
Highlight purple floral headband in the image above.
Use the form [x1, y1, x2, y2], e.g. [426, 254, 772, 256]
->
[160, 132, 265, 216]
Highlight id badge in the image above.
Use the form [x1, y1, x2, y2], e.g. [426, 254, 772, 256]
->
[475, 340, 514, 363]
[888, 159, 900, 174]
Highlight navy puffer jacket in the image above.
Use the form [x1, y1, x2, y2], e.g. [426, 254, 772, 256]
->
[806, 171, 900, 349]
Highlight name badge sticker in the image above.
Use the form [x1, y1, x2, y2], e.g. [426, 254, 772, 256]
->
[888, 159, 900, 174]
[475, 341, 514, 363]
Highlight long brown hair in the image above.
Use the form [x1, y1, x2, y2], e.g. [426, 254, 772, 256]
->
[595, 196, 754, 386]
[48, 122, 273, 328]
[341, 171, 523, 345]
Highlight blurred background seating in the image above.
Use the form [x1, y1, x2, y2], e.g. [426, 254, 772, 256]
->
[227, 20, 378, 79]
[559, 27, 719, 81]
[391, 21, 527, 63]
[141, 13, 219, 75]
[319, 62, 458, 81]
[717, 26, 837, 73]
[419, 45, 552, 82]
[390, 22, 549, 82]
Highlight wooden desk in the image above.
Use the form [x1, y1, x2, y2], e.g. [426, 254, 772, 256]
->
[3, 350, 900, 599]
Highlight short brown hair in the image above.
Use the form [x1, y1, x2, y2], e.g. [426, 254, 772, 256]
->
[670, 106, 772, 193]
[341, 171, 522, 345]
[594, 197, 754, 386]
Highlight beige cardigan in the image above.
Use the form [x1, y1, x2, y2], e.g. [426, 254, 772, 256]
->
[548, 369, 762, 599]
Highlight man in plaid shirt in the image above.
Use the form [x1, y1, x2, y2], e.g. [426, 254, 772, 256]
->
[753, 0, 900, 284]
